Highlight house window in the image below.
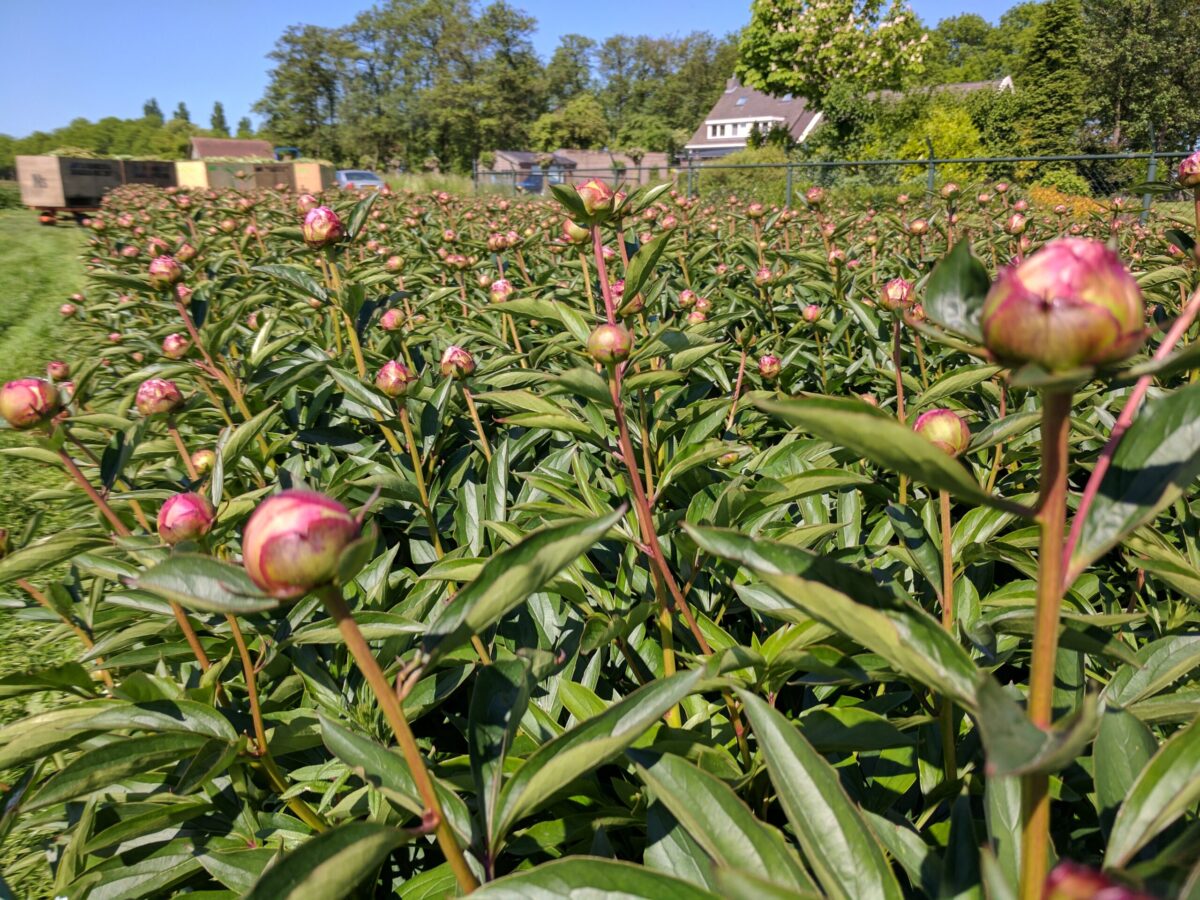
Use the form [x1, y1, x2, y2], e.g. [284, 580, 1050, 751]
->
[736, 97, 748, 106]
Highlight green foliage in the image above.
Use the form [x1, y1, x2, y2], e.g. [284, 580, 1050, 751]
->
[529, 94, 609, 152]
[1018, 0, 1086, 155]
[737, 0, 927, 107]
[697, 146, 792, 204]
[1, 154, 1199, 899]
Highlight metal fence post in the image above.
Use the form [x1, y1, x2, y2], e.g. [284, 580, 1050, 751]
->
[1140, 124, 1158, 226]
[471, 160, 478, 195]
[785, 163, 794, 208]
[925, 137, 936, 194]
[687, 157, 695, 198]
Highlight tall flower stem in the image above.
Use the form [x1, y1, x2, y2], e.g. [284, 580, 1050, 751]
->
[18, 579, 113, 689]
[167, 419, 200, 481]
[1019, 389, 1072, 899]
[318, 586, 478, 894]
[893, 319, 909, 504]
[579, 251, 597, 316]
[1062, 284, 1200, 585]
[227, 613, 328, 832]
[398, 406, 443, 557]
[725, 347, 748, 433]
[938, 489, 957, 785]
[461, 386, 492, 463]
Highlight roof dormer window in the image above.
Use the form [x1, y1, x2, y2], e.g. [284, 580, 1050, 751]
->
[735, 97, 748, 106]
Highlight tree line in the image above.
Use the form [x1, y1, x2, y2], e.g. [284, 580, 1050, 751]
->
[2, 0, 1196, 179]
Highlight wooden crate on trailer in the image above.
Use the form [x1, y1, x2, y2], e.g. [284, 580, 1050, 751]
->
[253, 163, 295, 190]
[122, 160, 177, 188]
[174, 160, 208, 189]
[15, 155, 123, 209]
[293, 162, 334, 192]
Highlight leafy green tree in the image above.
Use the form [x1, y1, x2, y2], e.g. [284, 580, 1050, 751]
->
[545, 34, 595, 109]
[616, 113, 675, 154]
[142, 98, 163, 124]
[737, 0, 928, 107]
[1018, 0, 1085, 155]
[255, 24, 353, 161]
[530, 93, 608, 151]
[236, 117, 254, 139]
[172, 102, 190, 123]
[210, 102, 230, 137]
[1081, 0, 1200, 150]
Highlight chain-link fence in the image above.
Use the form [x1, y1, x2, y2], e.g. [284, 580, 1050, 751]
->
[474, 151, 1193, 218]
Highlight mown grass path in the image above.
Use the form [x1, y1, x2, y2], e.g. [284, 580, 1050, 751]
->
[0, 210, 86, 896]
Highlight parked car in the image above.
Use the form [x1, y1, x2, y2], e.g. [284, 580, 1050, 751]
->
[335, 169, 385, 190]
[515, 172, 543, 193]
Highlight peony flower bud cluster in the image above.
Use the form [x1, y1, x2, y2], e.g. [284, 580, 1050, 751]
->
[587, 323, 633, 365]
[913, 409, 970, 457]
[135, 378, 184, 416]
[0, 378, 60, 430]
[302, 206, 344, 249]
[158, 492, 215, 545]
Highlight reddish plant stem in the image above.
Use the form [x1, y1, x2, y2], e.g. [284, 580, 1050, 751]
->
[1020, 389, 1073, 899]
[1062, 284, 1200, 586]
[58, 449, 130, 536]
[893, 319, 909, 505]
[319, 587, 478, 893]
[168, 419, 201, 481]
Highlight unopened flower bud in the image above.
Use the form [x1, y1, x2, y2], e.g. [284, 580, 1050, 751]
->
[913, 408, 970, 456]
[746, 202, 765, 219]
[908, 219, 929, 236]
[940, 182, 960, 200]
[562, 219, 590, 244]
[301, 206, 344, 249]
[191, 449, 216, 475]
[242, 489, 362, 600]
[758, 354, 781, 380]
[376, 360, 417, 397]
[59, 303, 77, 318]
[803, 304, 821, 323]
[1043, 861, 1152, 900]
[587, 323, 633, 365]
[1178, 151, 1200, 188]
[0, 378, 60, 429]
[162, 333, 190, 359]
[576, 179, 614, 219]
[135, 378, 184, 416]
[678, 289, 697, 309]
[148, 256, 183, 290]
[46, 361, 70, 380]
[1004, 213, 1027, 235]
[158, 492, 215, 545]
[379, 308, 404, 332]
[440, 345, 476, 378]
[490, 278, 514, 304]
[981, 238, 1145, 372]
[385, 255, 404, 273]
[805, 186, 824, 207]
[881, 277, 913, 312]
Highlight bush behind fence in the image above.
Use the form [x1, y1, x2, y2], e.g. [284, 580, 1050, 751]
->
[473, 151, 1191, 212]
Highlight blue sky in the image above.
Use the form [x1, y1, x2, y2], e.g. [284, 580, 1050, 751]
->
[0, 0, 1002, 136]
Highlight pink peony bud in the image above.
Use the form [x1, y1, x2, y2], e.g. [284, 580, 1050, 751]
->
[561, 219, 590, 244]
[1178, 150, 1200, 188]
[1004, 213, 1027, 235]
[576, 179, 614, 218]
[803, 304, 821, 323]
[191, 448, 216, 475]
[176, 284, 193, 306]
[827, 248, 845, 267]
[754, 267, 774, 287]
[297, 193, 319, 213]
[746, 202, 765, 219]
[913, 408, 970, 457]
[301, 206, 344, 249]
[376, 360, 417, 397]
[981, 238, 1145, 372]
[46, 361, 70, 380]
[385, 255, 404, 273]
[678, 289, 697, 309]
[881, 277, 913, 312]
[758, 354, 781, 380]
[0, 378, 60, 429]
[940, 182, 961, 200]
[162, 333, 190, 359]
[148, 256, 183, 290]
[241, 489, 362, 600]
[805, 186, 825, 207]
[135, 378, 184, 416]
[440, 345, 476, 379]
[908, 219, 929, 236]
[59, 303, 78, 318]
[587, 323, 633, 365]
[157, 492, 215, 545]
[489, 278, 514, 304]
[175, 243, 197, 263]
[379, 308, 404, 331]
[1043, 861, 1153, 900]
